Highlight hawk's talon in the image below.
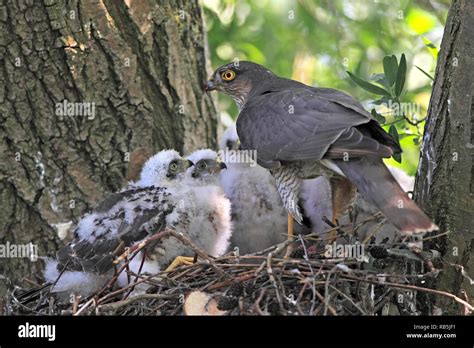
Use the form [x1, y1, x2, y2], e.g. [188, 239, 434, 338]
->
[165, 256, 195, 272]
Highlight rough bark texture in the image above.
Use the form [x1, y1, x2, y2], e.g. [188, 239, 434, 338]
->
[0, 0, 218, 296]
[414, 0, 474, 314]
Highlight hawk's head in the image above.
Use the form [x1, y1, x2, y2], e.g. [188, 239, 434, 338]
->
[206, 61, 276, 109]
[186, 149, 227, 185]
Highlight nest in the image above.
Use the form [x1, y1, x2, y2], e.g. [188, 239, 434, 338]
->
[3, 217, 472, 316]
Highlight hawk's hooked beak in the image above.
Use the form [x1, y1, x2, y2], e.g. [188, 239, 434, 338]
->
[205, 79, 216, 92]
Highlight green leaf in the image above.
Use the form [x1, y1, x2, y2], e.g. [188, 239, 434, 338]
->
[395, 54, 407, 97]
[370, 73, 391, 90]
[370, 73, 385, 81]
[415, 65, 434, 81]
[346, 71, 391, 96]
[371, 96, 391, 105]
[389, 125, 402, 163]
[421, 37, 436, 49]
[383, 55, 398, 86]
[421, 37, 439, 58]
[397, 133, 417, 140]
[371, 109, 386, 124]
[393, 151, 402, 164]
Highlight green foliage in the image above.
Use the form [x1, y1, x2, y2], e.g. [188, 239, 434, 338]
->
[203, 0, 449, 174]
[395, 54, 407, 97]
[347, 53, 406, 100]
[346, 71, 391, 96]
[383, 55, 398, 87]
[415, 65, 435, 81]
[389, 125, 402, 163]
[347, 53, 430, 168]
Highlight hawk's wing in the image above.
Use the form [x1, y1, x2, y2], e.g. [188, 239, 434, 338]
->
[237, 87, 398, 168]
[57, 186, 175, 274]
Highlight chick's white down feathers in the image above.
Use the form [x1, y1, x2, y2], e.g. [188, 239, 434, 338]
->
[219, 125, 288, 254]
[137, 149, 183, 187]
[45, 149, 232, 298]
[185, 149, 233, 255]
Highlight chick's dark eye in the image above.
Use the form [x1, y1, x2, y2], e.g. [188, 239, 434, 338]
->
[197, 161, 207, 170]
[221, 70, 236, 81]
[169, 162, 178, 171]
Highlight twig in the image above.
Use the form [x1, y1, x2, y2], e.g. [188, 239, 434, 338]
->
[97, 294, 175, 312]
[205, 273, 254, 291]
[373, 290, 394, 314]
[267, 252, 284, 314]
[254, 288, 268, 315]
[341, 274, 474, 312]
[123, 250, 147, 300]
[313, 289, 337, 316]
[362, 219, 386, 244]
[73, 298, 95, 316]
[329, 284, 366, 315]
[324, 265, 338, 315]
[163, 230, 226, 277]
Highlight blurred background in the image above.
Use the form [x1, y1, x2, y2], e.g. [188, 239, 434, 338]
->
[203, 0, 450, 175]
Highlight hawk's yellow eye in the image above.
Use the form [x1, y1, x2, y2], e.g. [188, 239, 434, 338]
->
[221, 70, 236, 81]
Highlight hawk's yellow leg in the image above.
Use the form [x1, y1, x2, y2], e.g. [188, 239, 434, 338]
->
[284, 213, 294, 258]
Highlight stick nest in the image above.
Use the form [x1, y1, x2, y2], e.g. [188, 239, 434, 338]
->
[3, 220, 471, 316]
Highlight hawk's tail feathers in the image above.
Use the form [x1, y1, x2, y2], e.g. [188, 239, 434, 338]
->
[335, 158, 438, 235]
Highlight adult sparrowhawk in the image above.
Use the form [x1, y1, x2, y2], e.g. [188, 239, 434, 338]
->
[206, 61, 438, 236]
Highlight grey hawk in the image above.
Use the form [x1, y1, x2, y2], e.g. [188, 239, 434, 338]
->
[206, 61, 437, 235]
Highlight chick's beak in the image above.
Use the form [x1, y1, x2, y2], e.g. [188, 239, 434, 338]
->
[210, 161, 227, 174]
[183, 159, 194, 170]
[234, 139, 241, 151]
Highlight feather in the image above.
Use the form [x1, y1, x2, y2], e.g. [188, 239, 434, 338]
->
[45, 149, 232, 298]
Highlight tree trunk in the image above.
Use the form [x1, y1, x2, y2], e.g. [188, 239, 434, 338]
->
[0, 0, 218, 297]
[414, 0, 474, 314]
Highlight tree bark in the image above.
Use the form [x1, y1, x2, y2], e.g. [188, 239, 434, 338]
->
[0, 0, 218, 296]
[414, 0, 474, 314]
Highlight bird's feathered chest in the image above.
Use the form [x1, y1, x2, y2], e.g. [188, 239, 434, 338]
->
[184, 185, 232, 257]
[221, 163, 286, 219]
[191, 186, 231, 225]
